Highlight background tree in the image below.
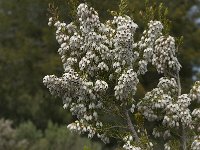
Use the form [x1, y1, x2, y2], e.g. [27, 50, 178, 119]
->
[0, 118, 102, 150]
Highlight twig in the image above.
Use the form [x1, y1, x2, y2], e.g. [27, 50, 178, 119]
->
[124, 108, 140, 142]
[176, 70, 187, 150]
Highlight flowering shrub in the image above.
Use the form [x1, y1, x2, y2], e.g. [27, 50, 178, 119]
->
[43, 2, 200, 150]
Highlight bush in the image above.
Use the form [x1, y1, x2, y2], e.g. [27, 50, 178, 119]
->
[0, 118, 102, 150]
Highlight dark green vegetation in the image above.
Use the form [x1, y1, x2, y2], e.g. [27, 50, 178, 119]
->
[0, 119, 102, 150]
[0, 0, 199, 149]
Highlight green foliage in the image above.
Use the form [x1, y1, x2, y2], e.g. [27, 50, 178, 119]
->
[66, 0, 80, 20]
[16, 121, 42, 146]
[119, 0, 129, 16]
[0, 118, 102, 150]
[0, 119, 16, 150]
[0, 0, 70, 129]
[142, 0, 171, 35]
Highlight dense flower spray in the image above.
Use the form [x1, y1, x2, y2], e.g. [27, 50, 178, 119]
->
[44, 3, 200, 150]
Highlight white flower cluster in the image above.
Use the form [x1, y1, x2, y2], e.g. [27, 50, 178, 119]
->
[153, 36, 181, 73]
[114, 69, 139, 100]
[190, 81, 200, 102]
[63, 97, 72, 109]
[163, 103, 180, 127]
[164, 143, 171, 150]
[67, 120, 109, 143]
[111, 16, 138, 73]
[138, 77, 177, 121]
[136, 75, 192, 130]
[191, 136, 200, 150]
[177, 94, 191, 109]
[157, 77, 178, 94]
[43, 69, 81, 97]
[152, 128, 161, 138]
[97, 133, 110, 144]
[130, 103, 135, 113]
[67, 120, 96, 138]
[152, 128, 171, 139]
[177, 94, 193, 128]
[76, 3, 113, 76]
[79, 51, 100, 76]
[77, 3, 100, 34]
[138, 21, 163, 52]
[138, 77, 193, 129]
[138, 87, 171, 121]
[46, 3, 142, 144]
[190, 81, 200, 148]
[48, 17, 53, 26]
[138, 21, 163, 66]
[163, 130, 171, 140]
[137, 60, 148, 75]
[49, 3, 112, 75]
[192, 108, 200, 145]
[138, 21, 182, 75]
[123, 136, 141, 150]
[192, 108, 200, 120]
[43, 69, 108, 141]
[94, 80, 108, 92]
[164, 94, 192, 128]
[97, 62, 109, 71]
[50, 19, 81, 71]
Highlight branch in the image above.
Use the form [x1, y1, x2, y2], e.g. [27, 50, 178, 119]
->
[124, 108, 140, 142]
[176, 70, 187, 150]
[176, 70, 181, 97]
[104, 125, 128, 130]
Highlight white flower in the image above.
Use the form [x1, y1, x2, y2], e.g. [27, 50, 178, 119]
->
[153, 36, 181, 73]
[94, 80, 108, 92]
[191, 136, 200, 150]
[114, 69, 139, 100]
[164, 143, 171, 150]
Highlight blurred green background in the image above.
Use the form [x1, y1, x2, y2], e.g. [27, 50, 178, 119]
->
[0, 0, 200, 149]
